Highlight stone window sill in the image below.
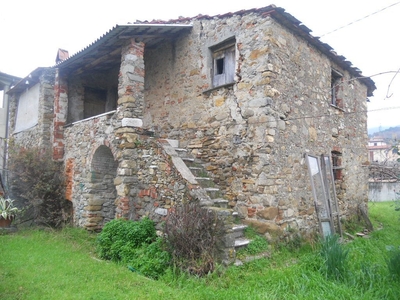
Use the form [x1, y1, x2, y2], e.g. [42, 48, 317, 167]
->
[330, 104, 345, 112]
[203, 82, 235, 94]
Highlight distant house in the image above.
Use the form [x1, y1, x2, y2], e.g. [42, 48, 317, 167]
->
[0, 71, 21, 194]
[6, 5, 376, 259]
[368, 136, 391, 163]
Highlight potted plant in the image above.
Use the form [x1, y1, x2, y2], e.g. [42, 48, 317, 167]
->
[0, 197, 19, 227]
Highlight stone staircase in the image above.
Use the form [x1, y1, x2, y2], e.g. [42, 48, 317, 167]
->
[161, 139, 250, 264]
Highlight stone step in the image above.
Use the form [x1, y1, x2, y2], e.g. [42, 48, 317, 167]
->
[195, 177, 215, 188]
[234, 238, 251, 250]
[213, 198, 229, 208]
[189, 167, 203, 176]
[232, 224, 248, 239]
[195, 177, 212, 181]
[174, 148, 188, 153]
[204, 187, 220, 198]
[181, 157, 195, 163]
[174, 148, 189, 158]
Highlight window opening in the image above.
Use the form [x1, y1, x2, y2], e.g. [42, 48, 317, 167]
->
[331, 150, 343, 181]
[84, 87, 107, 119]
[216, 58, 224, 75]
[331, 69, 343, 108]
[210, 38, 236, 88]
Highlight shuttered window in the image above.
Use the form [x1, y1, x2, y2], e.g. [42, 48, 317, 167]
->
[211, 39, 236, 88]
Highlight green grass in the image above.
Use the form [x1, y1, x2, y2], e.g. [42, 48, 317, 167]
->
[1, 202, 400, 299]
[0, 228, 186, 300]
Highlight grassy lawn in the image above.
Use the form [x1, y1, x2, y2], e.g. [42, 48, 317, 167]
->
[1, 201, 400, 299]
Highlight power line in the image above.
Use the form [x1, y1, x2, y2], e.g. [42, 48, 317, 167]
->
[320, 1, 400, 37]
[385, 67, 400, 99]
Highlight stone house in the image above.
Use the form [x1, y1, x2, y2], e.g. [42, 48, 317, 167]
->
[7, 5, 375, 254]
[368, 136, 394, 163]
[1, 71, 21, 189]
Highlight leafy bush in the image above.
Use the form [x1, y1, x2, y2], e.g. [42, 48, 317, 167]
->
[319, 234, 349, 281]
[163, 202, 224, 276]
[245, 235, 269, 255]
[97, 217, 170, 279]
[97, 217, 157, 261]
[237, 226, 269, 258]
[7, 144, 71, 227]
[126, 238, 171, 279]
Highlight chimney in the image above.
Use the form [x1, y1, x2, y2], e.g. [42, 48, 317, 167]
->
[56, 48, 69, 64]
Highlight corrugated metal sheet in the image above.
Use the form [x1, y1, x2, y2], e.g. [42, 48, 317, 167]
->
[54, 24, 193, 75]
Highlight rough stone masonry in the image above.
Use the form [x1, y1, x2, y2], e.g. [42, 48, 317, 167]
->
[7, 6, 375, 240]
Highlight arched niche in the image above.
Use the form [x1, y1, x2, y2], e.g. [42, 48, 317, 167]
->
[89, 145, 118, 225]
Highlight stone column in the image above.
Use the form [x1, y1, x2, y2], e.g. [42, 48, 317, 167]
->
[39, 69, 56, 151]
[52, 68, 68, 161]
[114, 39, 145, 219]
[117, 39, 145, 125]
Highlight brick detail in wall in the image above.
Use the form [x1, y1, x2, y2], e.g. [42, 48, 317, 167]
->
[53, 69, 67, 160]
[65, 158, 74, 201]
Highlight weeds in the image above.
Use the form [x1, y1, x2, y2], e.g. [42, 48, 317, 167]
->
[163, 202, 224, 276]
[125, 238, 171, 279]
[1, 202, 400, 299]
[387, 246, 400, 281]
[239, 235, 269, 257]
[97, 217, 157, 261]
[237, 226, 269, 258]
[96, 217, 170, 278]
[319, 234, 349, 281]
[7, 144, 71, 227]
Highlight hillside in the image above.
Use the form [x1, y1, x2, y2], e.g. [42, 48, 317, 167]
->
[369, 125, 400, 142]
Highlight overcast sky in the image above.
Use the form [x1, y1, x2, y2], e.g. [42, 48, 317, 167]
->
[1, 0, 399, 130]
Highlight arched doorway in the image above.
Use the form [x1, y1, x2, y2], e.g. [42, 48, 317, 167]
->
[90, 145, 118, 225]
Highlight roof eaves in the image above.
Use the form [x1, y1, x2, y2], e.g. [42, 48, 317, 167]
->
[0, 72, 21, 90]
[53, 23, 193, 69]
[138, 6, 375, 95]
[53, 25, 122, 69]
[7, 67, 48, 94]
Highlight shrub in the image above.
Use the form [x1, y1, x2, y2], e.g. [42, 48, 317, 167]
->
[97, 217, 157, 261]
[7, 144, 71, 227]
[387, 247, 400, 281]
[163, 202, 224, 276]
[237, 226, 269, 258]
[126, 238, 171, 279]
[319, 234, 349, 281]
[97, 217, 169, 279]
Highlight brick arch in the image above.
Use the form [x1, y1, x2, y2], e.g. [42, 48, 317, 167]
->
[85, 145, 118, 230]
[87, 139, 118, 169]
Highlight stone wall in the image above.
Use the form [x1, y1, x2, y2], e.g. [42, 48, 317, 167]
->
[143, 13, 370, 235]
[6, 11, 370, 238]
[64, 114, 191, 230]
[62, 39, 192, 230]
[64, 113, 118, 229]
[9, 69, 55, 151]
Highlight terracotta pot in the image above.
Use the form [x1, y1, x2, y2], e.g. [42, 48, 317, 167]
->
[0, 216, 13, 228]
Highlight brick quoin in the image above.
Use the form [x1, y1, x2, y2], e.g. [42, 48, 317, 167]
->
[53, 69, 67, 161]
[65, 158, 74, 201]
